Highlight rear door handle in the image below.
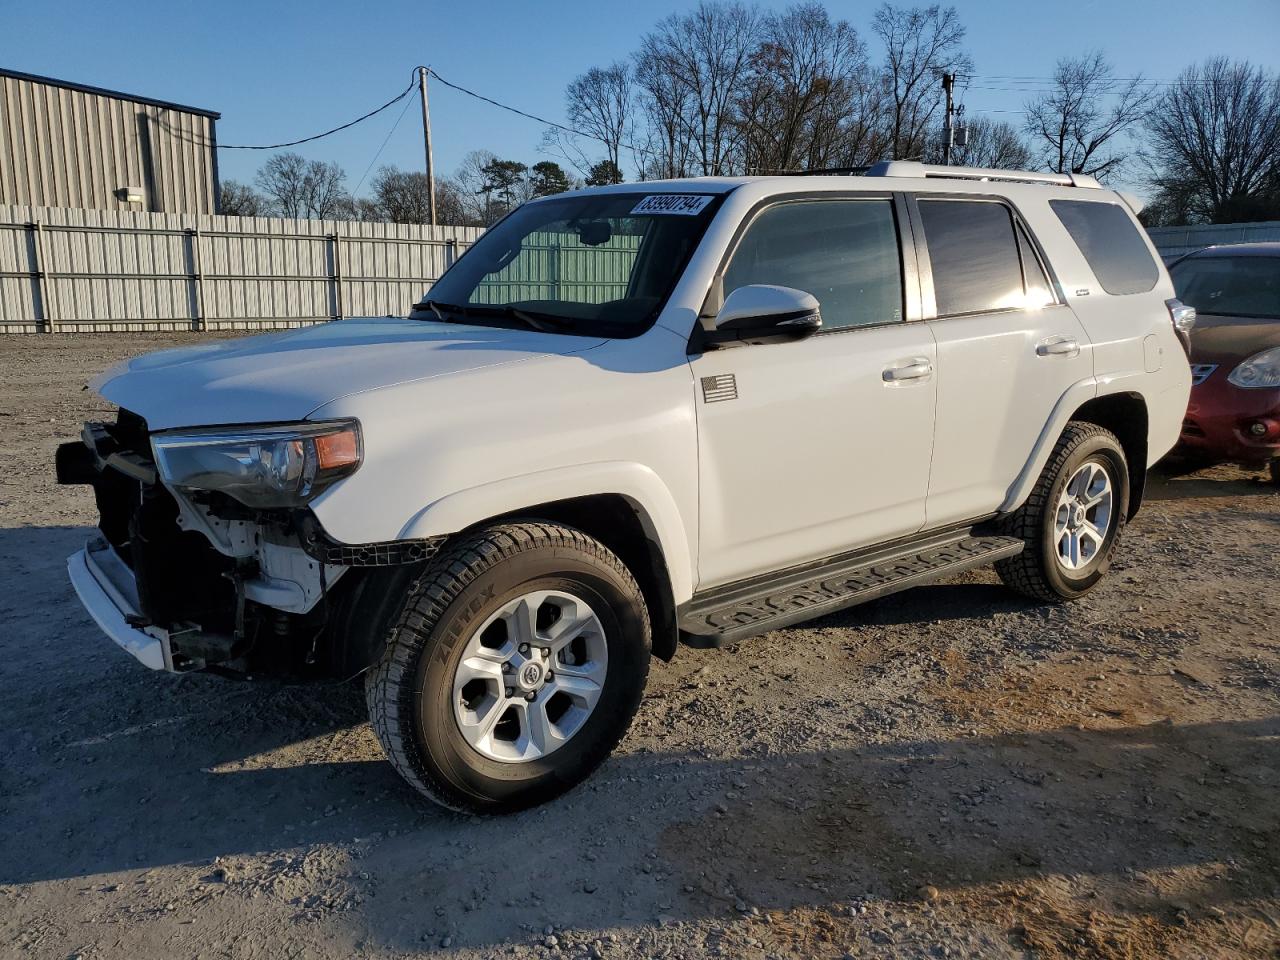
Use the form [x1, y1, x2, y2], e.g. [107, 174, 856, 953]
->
[1036, 335, 1080, 358]
[883, 357, 933, 382]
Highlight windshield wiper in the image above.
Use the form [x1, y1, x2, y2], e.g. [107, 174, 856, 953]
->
[413, 299, 471, 323]
[465, 304, 577, 333]
[412, 299, 576, 333]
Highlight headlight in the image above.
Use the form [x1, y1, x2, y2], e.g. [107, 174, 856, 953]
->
[151, 421, 362, 509]
[1227, 346, 1280, 389]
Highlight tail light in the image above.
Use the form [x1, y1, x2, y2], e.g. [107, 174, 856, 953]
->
[1166, 298, 1196, 357]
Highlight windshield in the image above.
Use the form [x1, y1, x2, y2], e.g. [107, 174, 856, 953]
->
[1171, 255, 1280, 321]
[414, 192, 722, 336]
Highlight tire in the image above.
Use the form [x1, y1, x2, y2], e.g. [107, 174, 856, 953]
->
[1270, 460, 1280, 486]
[365, 521, 650, 813]
[996, 422, 1129, 602]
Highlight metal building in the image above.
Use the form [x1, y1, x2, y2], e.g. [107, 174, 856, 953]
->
[0, 68, 220, 215]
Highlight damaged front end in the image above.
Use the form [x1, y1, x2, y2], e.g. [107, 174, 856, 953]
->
[58, 410, 444, 678]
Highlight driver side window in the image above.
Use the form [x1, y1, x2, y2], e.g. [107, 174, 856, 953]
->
[723, 200, 904, 331]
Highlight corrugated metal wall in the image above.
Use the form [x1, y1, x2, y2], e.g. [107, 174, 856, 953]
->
[0, 204, 483, 333]
[473, 230, 643, 304]
[1147, 220, 1280, 262]
[0, 71, 218, 214]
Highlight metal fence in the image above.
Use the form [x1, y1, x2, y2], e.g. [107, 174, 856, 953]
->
[1147, 220, 1280, 263]
[473, 230, 643, 305]
[0, 204, 483, 333]
[0, 206, 650, 333]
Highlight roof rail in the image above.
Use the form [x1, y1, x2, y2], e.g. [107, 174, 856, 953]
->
[864, 160, 1102, 189]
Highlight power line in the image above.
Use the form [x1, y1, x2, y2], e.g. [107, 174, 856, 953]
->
[219, 79, 416, 150]
[351, 90, 417, 196]
[425, 66, 640, 153]
[962, 73, 1214, 88]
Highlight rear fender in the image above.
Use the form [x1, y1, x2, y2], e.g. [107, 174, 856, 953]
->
[1000, 377, 1099, 514]
[1001, 375, 1158, 516]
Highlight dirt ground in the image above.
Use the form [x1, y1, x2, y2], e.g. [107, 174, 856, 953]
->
[1, 333, 1278, 960]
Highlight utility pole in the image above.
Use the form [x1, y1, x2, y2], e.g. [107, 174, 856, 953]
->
[941, 72, 956, 166]
[419, 66, 438, 226]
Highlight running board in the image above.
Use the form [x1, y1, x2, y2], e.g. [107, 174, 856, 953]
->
[678, 530, 1024, 646]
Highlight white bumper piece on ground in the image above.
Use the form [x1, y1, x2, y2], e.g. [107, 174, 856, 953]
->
[67, 538, 170, 671]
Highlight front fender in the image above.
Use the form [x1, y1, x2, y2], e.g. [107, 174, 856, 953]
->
[395, 461, 696, 605]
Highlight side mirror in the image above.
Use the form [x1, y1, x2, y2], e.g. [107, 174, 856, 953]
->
[705, 284, 822, 347]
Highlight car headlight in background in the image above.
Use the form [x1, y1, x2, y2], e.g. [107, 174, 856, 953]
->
[151, 421, 362, 509]
[1227, 346, 1280, 389]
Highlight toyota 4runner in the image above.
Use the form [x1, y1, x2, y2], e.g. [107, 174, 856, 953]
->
[58, 161, 1193, 812]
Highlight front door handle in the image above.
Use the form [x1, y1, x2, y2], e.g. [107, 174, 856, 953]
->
[883, 357, 933, 382]
[1036, 335, 1080, 358]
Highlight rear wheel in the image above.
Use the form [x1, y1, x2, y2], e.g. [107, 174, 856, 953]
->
[996, 422, 1129, 602]
[365, 522, 651, 813]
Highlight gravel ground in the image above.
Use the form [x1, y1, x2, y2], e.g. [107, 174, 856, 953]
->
[2, 333, 1278, 960]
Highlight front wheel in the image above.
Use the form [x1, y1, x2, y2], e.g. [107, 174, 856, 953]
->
[996, 422, 1129, 602]
[365, 522, 651, 813]
[1270, 459, 1280, 486]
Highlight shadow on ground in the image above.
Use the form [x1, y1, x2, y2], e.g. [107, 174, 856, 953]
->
[3, 654, 1277, 952]
[1145, 463, 1278, 501]
[4, 523, 1278, 954]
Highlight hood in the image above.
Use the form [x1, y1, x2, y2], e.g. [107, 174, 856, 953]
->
[92, 317, 607, 430]
[1188, 315, 1280, 365]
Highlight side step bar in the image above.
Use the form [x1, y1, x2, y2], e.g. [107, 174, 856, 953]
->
[678, 529, 1024, 647]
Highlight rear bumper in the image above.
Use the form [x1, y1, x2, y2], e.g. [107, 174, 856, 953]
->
[67, 538, 171, 671]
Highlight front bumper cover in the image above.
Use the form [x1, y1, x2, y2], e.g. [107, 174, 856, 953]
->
[68, 537, 171, 671]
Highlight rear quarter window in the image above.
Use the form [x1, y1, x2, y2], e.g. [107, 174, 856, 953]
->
[1049, 199, 1159, 296]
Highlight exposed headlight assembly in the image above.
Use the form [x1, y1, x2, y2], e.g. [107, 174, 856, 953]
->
[151, 420, 362, 509]
[1227, 346, 1280, 389]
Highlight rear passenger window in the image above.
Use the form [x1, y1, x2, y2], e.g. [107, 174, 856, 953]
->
[1049, 199, 1158, 295]
[918, 199, 1026, 316]
[1018, 225, 1056, 307]
[723, 200, 903, 330]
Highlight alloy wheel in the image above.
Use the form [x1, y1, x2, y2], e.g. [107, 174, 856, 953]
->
[1052, 460, 1114, 572]
[451, 590, 608, 763]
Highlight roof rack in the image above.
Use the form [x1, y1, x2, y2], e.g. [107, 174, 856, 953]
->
[787, 166, 874, 177]
[864, 160, 1101, 189]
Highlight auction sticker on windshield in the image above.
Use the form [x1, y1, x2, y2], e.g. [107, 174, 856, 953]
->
[630, 195, 715, 216]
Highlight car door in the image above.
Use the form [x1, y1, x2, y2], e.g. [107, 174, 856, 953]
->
[909, 195, 1093, 527]
[691, 195, 938, 589]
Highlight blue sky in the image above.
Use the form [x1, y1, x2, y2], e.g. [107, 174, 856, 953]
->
[5, 0, 1278, 195]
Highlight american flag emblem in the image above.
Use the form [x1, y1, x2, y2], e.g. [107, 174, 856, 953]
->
[701, 374, 738, 403]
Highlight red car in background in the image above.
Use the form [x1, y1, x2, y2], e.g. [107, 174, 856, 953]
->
[1171, 243, 1280, 484]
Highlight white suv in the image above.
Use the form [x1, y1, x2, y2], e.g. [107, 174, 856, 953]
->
[59, 162, 1192, 812]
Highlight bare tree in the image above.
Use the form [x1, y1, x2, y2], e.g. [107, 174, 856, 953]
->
[927, 114, 1032, 169]
[253, 152, 350, 219]
[370, 167, 434, 224]
[634, 45, 697, 179]
[553, 63, 633, 177]
[304, 160, 349, 219]
[453, 149, 499, 224]
[735, 3, 879, 173]
[872, 4, 971, 161]
[635, 2, 762, 176]
[1024, 52, 1155, 180]
[218, 180, 266, 217]
[335, 197, 382, 222]
[434, 178, 472, 227]
[1143, 58, 1280, 223]
[254, 153, 310, 218]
